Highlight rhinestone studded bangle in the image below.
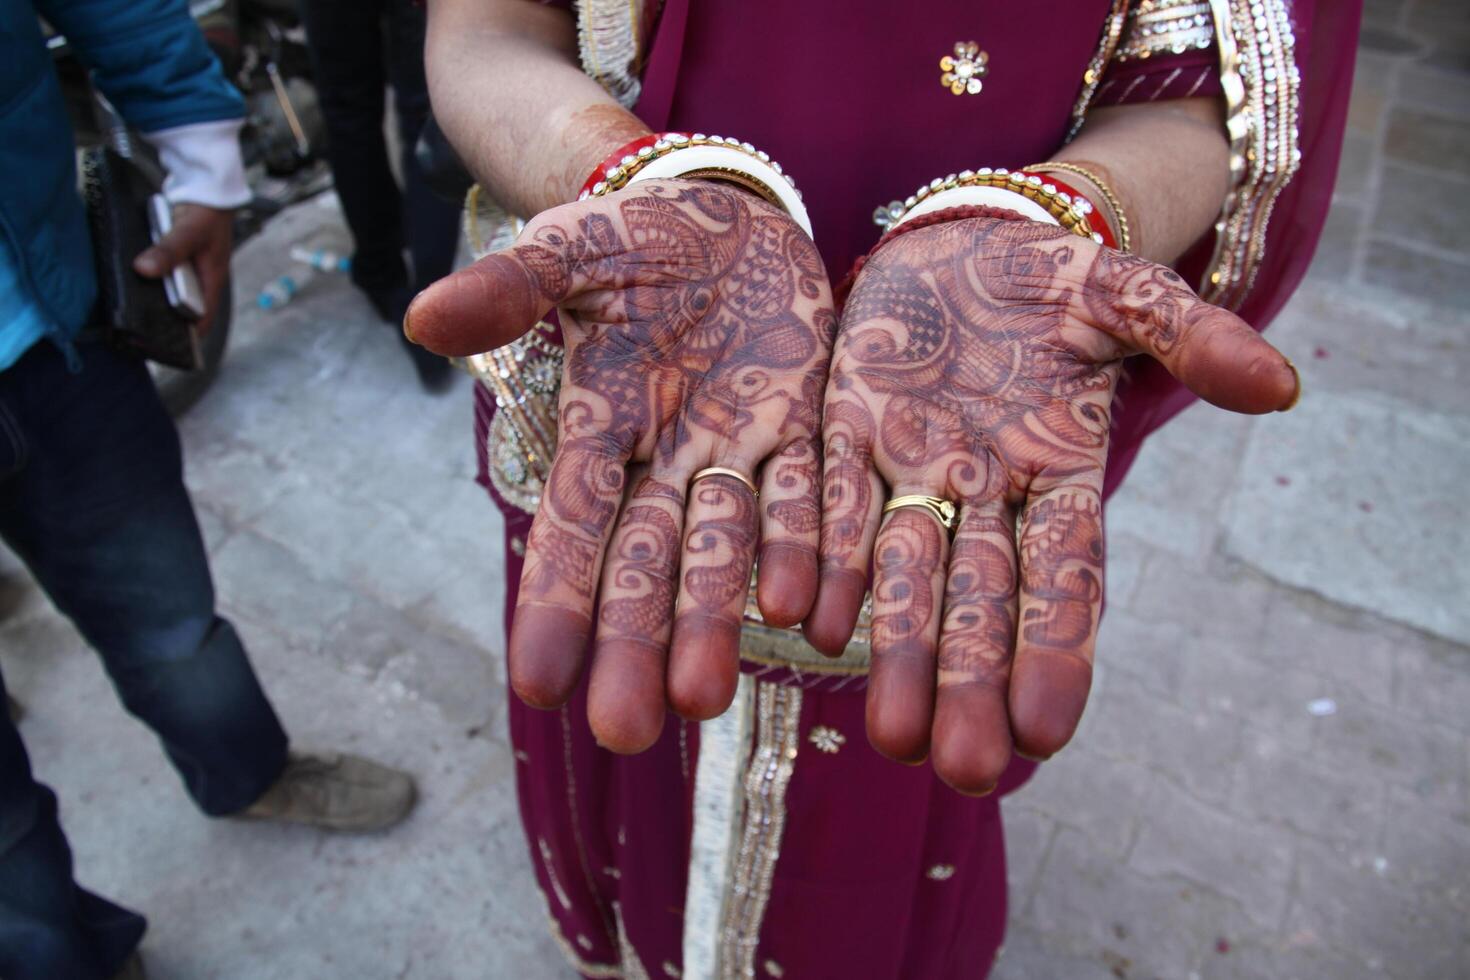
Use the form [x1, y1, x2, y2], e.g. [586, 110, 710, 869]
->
[577, 132, 812, 237]
[1027, 161, 1132, 253]
[874, 168, 1117, 249]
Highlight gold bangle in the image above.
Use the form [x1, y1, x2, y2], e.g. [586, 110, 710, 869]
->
[677, 167, 787, 212]
[881, 495, 960, 534]
[874, 168, 1109, 245]
[1027, 161, 1133, 253]
[690, 466, 759, 496]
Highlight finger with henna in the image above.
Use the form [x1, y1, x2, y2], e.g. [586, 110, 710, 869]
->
[756, 438, 822, 628]
[1079, 249, 1299, 414]
[930, 498, 1019, 795]
[667, 474, 759, 720]
[509, 434, 630, 709]
[1008, 480, 1104, 760]
[589, 471, 686, 752]
[405, 211, 620, 355]
[805, 398, 883, 656]
[865, 507, 949, 764]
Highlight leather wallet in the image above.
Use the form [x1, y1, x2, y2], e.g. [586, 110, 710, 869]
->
[80, 145, 203, 371]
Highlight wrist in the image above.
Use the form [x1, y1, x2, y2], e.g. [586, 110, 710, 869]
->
[878, 168, 1117, 249]
[550, 103, 652, 207]
[141, 119, 251, 210]
[1027, 161, 1134, 254]
[577, 132, 813, 237]
[834, 204, 1032, 307]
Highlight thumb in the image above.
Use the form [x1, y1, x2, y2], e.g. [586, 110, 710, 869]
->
[1081, 251, 1299, 414]
[405, 206, 619, 356]
[133, 243, 176, 279]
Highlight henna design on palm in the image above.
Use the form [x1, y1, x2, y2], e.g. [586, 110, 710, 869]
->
[807, 213, 1298, 794]
[406, 180, 836, 752]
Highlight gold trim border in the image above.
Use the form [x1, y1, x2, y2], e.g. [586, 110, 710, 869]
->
[1068, 0, 1132, 140]
[1200, 0, 1301, 309]
[719, 681, 802, 979]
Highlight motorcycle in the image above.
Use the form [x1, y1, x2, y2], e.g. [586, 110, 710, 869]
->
[49, 0, 329, 415]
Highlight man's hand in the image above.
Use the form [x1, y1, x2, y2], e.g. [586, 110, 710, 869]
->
[805, 213, 1298, 795]
[407, 180, 836, 752]
[133, 202, 234, 334]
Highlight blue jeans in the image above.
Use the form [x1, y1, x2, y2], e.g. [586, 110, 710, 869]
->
[0, 340, 288, 979]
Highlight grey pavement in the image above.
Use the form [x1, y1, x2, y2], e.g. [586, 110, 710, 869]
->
[4, 2, 1469, 977]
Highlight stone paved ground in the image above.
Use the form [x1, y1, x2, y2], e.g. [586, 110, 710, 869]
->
[3, 2, 1468, 977]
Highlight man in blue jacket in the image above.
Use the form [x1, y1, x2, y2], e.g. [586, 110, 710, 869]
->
[0, 3, 418, 978]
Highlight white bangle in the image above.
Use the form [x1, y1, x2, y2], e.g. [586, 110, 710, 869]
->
[627, 143, 813, 238]
[875, 168, 1112, 245]
[891, 185, 1058, 230]
[581, 134, 813, 239]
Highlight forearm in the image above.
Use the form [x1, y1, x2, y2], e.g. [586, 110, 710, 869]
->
[425, 0, 649, 216]
[1036, 98, 1230, 264]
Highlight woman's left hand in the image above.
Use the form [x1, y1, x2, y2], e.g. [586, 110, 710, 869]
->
[804, 212, 1298, 795]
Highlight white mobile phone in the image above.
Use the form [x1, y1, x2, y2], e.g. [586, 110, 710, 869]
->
[146, 194, 207, 321]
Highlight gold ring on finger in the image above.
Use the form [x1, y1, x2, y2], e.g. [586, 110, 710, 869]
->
[882, 494, 959, 534]
[690, 466, 759, 496]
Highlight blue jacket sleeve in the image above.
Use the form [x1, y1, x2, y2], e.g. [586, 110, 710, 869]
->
[35, 0, 244, 132]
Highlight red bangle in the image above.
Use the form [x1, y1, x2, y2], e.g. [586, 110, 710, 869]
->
[573, 132, 814, 237]
[876, 168, 1118, 251]
[1032, 171, 1119, 251]
[578, 133, 671, 200]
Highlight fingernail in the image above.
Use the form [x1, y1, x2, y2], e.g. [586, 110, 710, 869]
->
[1278, 358, 1302, 412]
[1015, 749, 1051, 763]
[402, 291, 425, 342]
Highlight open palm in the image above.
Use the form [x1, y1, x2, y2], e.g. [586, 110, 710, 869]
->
[408, 180, 836, 752]
[805, 210, 1297, 794]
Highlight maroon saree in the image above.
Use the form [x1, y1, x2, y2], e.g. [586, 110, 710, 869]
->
[470, 2, 1359, 976]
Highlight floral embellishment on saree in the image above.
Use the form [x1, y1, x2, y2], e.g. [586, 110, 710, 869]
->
[808, 726, 847, 754]
[926, 863, 957, 881]
[940, 41, 989, 95]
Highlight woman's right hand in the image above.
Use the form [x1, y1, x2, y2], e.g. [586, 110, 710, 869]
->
[407, 179, 836, 752]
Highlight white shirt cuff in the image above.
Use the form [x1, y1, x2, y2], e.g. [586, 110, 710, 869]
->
[141, 119, 252, 210]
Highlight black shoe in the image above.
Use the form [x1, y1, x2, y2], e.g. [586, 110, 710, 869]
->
[111, 952, 146, 980]
[399, 331, 455, 393]
[361, 283, 454, 393]
[360, 282, 416, 327]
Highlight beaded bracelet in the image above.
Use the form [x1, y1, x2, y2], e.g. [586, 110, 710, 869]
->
[874, 168, 1118, 250]
[577, 132, 812, 237]
[1026, 161, 1132, 253]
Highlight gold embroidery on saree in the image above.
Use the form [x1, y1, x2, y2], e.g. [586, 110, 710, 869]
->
[538, 892, 624, 978]
[539, 836, 575, 911]
[577, 0, 647, 109]
[719, 681, 802, 979]
[614, 902, 654, 980]
[1201, 0, 1301, 309]
[807, 726, 846, 754]
[684, 676, 758, 979]
[1068, 0, 1131, 139]
[1115, 0, 1215, 61]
